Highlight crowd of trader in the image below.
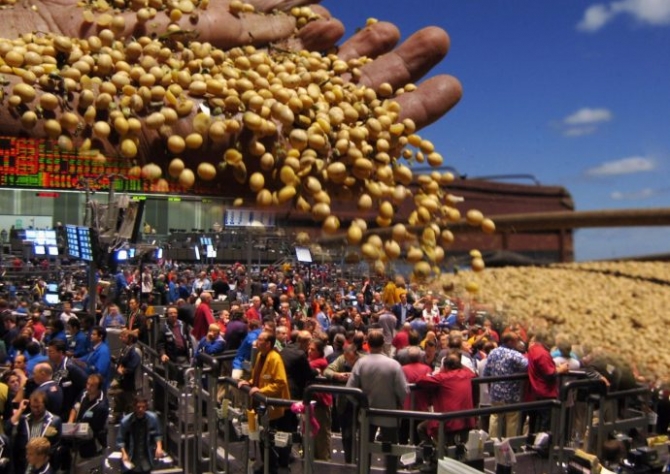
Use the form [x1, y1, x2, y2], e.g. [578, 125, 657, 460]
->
[0, 262, 666, 474]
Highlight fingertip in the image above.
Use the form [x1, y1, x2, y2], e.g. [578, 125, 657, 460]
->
[396, 74, 463, 130]
[337, 21, 401, 61]
[297, 16, 345, 52]
[418, 26, 451, 58]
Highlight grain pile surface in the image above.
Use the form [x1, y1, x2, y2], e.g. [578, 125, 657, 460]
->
[440, 261, 670, 382]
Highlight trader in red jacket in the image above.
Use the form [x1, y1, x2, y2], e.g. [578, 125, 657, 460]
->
[416, 352, 476, 446]
[526, 329, 569, 434]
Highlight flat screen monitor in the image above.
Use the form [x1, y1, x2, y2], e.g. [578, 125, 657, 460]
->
[128, 248, 136, 259]
[194, 245, 200, 260]
[78, 227, 94, 262]
[295, 247, 313, 263]
[155, 248, 163, 260]
[44, 293, 60, 305]
[206, 245, 216, 258]
[45, 230, 57, 246]
[116, 249, 128, 261]
[65, 225, 80, 259]
[34, 244, 46, 256]
[47, 283, 58, 292]
[25, 230, 37, 241]
[47, 246, 59, 256]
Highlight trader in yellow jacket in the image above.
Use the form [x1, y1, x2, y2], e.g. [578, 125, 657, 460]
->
[238, 329, 290, 474]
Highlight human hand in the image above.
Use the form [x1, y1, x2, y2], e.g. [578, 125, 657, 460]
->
[557, 362, 570, 374]
[0, 1, 463, 262]
[160, 354, 170, 363]
[335, 372, 350, 382]
[1, 0, 343, 50]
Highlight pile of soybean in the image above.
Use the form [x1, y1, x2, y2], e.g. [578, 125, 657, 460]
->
[439, 261, 670, 382]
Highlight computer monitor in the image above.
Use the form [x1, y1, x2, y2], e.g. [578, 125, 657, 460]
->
[206, 245, 216, 258]
[47, 283, 58, 292]
[44, 293, 60, 305]
[25, 230, 37, 241]
[47, 246, 59, 256]
[65, 225, 80, 259]
[78, 227, 94, 262]
[128, 248, 136, 259]
[116, 249, 128, 261]
[34, 244, 46, 256]
[194, 245, 200, 260]
[295, 247, 312, 263]
[45, 230, 57, 246]
[155, 248, 163, 260]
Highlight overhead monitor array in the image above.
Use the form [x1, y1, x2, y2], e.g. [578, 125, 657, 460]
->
[64, 224, 101, 265]
[16, 228, 59, 258]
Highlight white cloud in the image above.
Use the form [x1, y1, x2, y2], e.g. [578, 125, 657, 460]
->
[577, 4, 616, 32]
[610, 188, 656, 200]
[563, 126, 597, 137]
[564, 107, 613, 125]
[585, 156, 656, 176]
[577, 0, 670, 32]
[558, 107, 612, 137]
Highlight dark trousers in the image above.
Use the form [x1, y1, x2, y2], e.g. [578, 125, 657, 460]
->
[256, 418, 282, 474]
[369, 424, 399, 474]
[399, 418, 421, 445]
[527, 400, 553, 438]
[275, 411, 298, 468]
[338, 401, 356, 463]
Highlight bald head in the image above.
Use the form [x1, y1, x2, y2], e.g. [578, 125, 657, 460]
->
[297, 330, 312, 350]
[33, 362, 53, 384]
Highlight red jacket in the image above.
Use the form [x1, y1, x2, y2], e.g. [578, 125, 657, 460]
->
[392, 331, 410, 351]
[192, 303, 214, 341]
[526, 343, 559, 399]
[402, 362, 433, 411]
[416, 367, 476, 436]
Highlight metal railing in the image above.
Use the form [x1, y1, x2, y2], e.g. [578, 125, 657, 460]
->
[138, 351, 654, 474]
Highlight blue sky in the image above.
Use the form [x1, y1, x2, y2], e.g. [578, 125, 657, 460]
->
[321, 0, 670, 260]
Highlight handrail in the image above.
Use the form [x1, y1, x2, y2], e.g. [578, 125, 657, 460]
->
[303, 384, 369, 408]
[366, 399, 560, 421]
[137, 340, 160, 358]
[219, 375, 299, 474]
[602, 385, 650, 399]
[559, 377, 608, 401]
[138, 348, 655, 474]
[301, 384, 370, 474]
[367, 399, 561, 473]
[221, 376, 297, 408]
